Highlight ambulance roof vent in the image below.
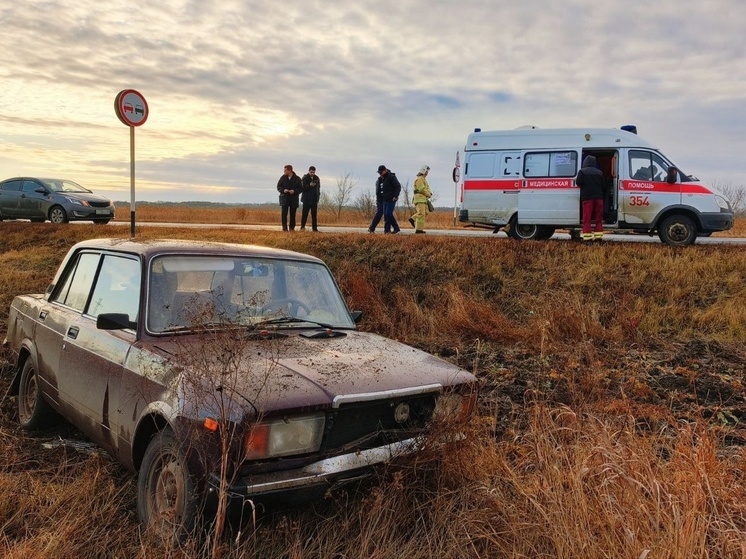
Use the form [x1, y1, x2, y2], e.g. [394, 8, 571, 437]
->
[621, 124, 638, 134]
[515, 125, 539, 130]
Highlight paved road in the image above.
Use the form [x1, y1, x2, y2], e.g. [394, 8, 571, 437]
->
[106, 221, 746, 245]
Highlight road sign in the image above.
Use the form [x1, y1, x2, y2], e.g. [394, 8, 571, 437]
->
[115, 89, 149, 127]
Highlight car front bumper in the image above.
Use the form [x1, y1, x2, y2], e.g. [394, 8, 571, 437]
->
[206, 435, 423, 508]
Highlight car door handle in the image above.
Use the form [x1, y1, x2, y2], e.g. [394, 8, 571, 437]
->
[39, 310, 48, 320]
[67, 326, 79, 339]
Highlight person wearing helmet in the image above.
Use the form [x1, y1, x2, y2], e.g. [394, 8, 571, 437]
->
[408, 165, 432, 234]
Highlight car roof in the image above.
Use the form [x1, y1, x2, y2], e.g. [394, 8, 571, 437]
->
[69, 238, 325, 263]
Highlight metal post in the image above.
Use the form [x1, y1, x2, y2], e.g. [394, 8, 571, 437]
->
[130, 125, 136, 237]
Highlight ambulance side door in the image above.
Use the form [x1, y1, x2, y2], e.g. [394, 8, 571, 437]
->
[518, 150, 579, 224]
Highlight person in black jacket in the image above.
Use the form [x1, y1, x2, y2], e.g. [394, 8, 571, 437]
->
[277, 164, 301, 231]
[367, 171, 385, 233]
[576, 155, 606, 241]
[300, 166, 320, 232]
[377, 165, 401, 234]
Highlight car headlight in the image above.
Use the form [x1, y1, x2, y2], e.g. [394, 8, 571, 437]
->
[244, 414, 325, 460]
[432, 389, 477, 424]
[64, 197, 89, 206]
[715, 195, 730, 210]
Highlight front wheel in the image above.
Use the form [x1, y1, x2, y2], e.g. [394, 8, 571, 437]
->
[138, 429, 200, 542]
[48, 206, 68, 224]
[658, 215, 697, 246]
[18, 358, 55, 430]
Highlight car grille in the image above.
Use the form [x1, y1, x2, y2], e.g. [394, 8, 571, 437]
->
[88, 201, 111, 208]
[322, 394, 437, 451]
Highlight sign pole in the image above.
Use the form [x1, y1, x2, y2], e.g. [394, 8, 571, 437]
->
[452, 151, 461, 226]
[114, 89, 148, 238]
[130, 125, 136, 237]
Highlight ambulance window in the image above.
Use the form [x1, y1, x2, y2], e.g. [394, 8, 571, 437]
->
[524, 151, 577, 178]
[630, 150, 669, 182]
[467, 153, 496, 178]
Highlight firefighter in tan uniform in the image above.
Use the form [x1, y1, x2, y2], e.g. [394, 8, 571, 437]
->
[408, 165, 432, 234]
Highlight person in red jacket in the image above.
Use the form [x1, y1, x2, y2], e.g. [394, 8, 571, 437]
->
[576, 155, 605, 241]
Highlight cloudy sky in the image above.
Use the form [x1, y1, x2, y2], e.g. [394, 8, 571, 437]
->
[1, 0, 744, 206]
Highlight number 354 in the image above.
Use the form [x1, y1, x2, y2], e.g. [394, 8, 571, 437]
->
[629, 195, 650, 207]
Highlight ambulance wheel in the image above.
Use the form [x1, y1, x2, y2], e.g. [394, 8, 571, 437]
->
[536, 226, 555, 240]
[658, 215, 696, 246]
[508, 217, 541, 240]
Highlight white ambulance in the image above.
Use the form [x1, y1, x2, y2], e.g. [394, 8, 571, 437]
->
[458, 126, 734, 246]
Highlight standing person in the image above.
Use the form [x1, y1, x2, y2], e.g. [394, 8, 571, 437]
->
[277, 164, 301, 231]
[367, 170, 385, 233]
[377, 165, 401, 234]
[576, 155, 605, 241]
[408, 165, 432, 234]
[300, 166, 321, 232]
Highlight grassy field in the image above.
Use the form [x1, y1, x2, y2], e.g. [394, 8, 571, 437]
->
[1, 221, 746, 558]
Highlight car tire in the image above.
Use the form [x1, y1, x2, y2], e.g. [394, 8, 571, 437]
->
[30, 218, 46, 223]
[138, 429, 201, 542]
[18, 358, 55, 430]
[49, 206, 69, 224]
[508, 216, 542, 240]
[658, 215, 697, 246]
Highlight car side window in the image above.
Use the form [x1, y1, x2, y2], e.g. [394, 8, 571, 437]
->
[53, 253, 101, 312]
[1, 180, 22, 192]
[87, 255, 141, 322]
[22, 180, 40, 193]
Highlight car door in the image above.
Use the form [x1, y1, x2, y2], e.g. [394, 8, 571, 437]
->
[0, 179, 23, 217]
[19, 179, 48, 219]
[621, 150, 681, 225]
[57, 253, 141, 452]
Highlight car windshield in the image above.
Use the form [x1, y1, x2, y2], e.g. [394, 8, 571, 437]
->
[147, 255, 356, 333]
[42, 179, 90, 193]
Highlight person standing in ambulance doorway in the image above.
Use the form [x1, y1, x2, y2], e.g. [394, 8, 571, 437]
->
[277, 164, 302, 231]
[576, 155, 605, 241]
[300, 165, 321, 232]
[377, 165, 401, 234]
[408, 165, 432, 234]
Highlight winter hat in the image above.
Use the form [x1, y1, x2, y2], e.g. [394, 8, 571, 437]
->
[377, 165, 387, 173]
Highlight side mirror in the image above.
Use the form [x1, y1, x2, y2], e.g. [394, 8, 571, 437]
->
[666, 167, 678, 184]
[97, 313, 136, 330]
[350, 310, 363, 323]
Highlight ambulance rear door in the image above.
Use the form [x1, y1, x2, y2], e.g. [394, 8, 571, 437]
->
[518, 150, 580, 224]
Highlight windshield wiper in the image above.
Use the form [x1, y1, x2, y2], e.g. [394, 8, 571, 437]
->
[255, 316, 337, 329]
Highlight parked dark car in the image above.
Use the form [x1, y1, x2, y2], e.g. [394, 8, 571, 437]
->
[4, 239, 477, 539]
[0, 177, 115, 224]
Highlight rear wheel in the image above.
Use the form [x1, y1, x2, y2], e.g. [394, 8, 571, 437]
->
[138, 429, 201, 542]
[658, 215, 697, 246]
[508, 216, 542, 240]
[536, 226, 556, 240]
[18, 358, 55, 430]
[49, 206, 68, 224]
[30, 218, 46, 223]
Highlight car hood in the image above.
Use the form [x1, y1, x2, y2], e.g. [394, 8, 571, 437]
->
[58, 191, 111, 204]
[145, 330, 475, 417]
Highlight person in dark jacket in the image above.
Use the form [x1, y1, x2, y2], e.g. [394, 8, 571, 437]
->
[576, 155, 606, 241]
[300, 166, 321, 232]
[367, 171, 385, 233]
[277, 164, 301, 231]
[377, 165, 401, 234]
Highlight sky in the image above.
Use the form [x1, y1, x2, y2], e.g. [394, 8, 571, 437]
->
[1, 0, 745, 207]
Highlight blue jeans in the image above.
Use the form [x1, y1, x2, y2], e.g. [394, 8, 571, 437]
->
[383, 201, 399, 233]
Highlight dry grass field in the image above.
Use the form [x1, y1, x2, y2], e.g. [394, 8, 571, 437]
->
[1, 221, 746, 558]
